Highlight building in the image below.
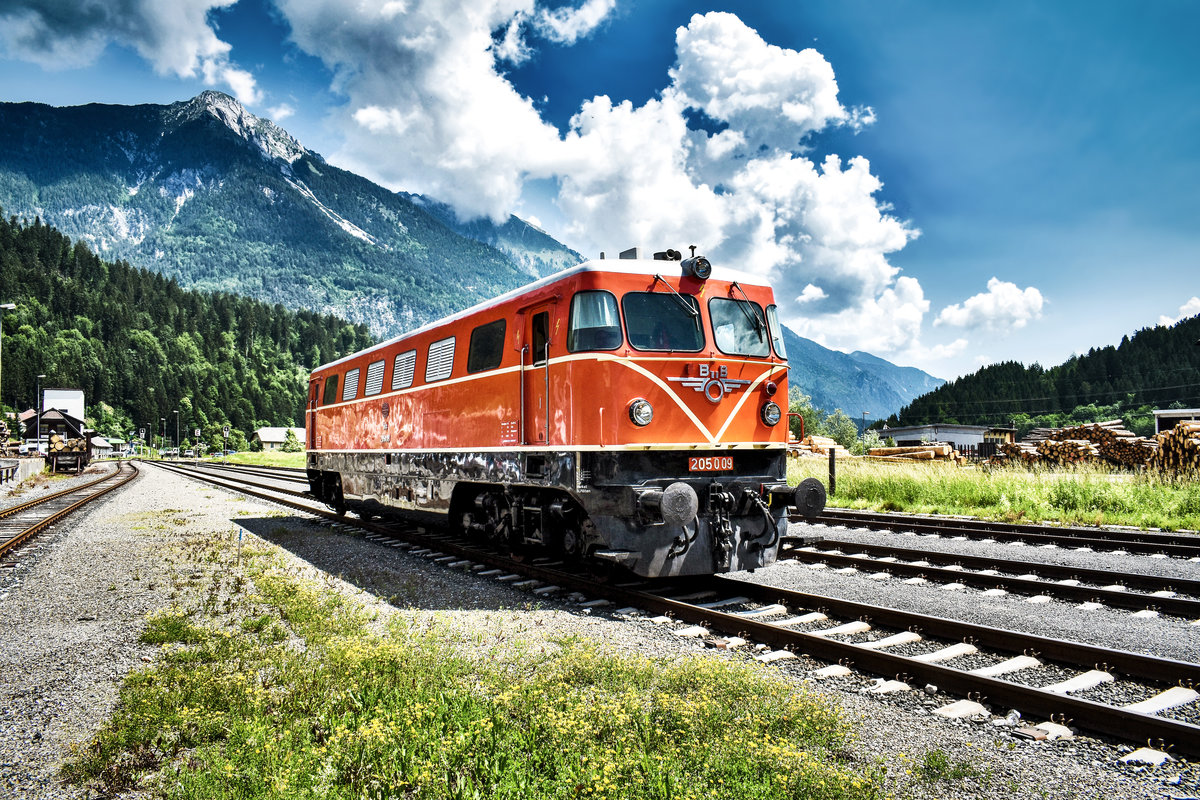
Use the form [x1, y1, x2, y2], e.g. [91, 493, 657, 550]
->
[21, 408, 87, 450]
[1153, 409, 1200, 435]
[252, 427, 305, 451]
[89, 435, 114, 458]
[877, 423, 1016, 458]
[43, 388, 85, 422]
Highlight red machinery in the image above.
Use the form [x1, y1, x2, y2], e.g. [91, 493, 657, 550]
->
[306, 250, 825, 577]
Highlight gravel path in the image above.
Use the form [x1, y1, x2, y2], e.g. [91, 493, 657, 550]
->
[1, 464, 1197, 799]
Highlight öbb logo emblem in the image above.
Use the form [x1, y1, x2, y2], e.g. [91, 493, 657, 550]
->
[668, 364, 751, 404]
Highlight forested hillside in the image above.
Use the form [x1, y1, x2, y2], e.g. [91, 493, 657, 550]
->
[0, 210, 373, 447]
[888, 314, 1200, 436]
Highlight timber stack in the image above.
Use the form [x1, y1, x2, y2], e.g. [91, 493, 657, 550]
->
[1151, 421, 1200, 474]
[1045, 420, 1158, 467]
[789, 435, 851, 459]
[867, 443, 965, 464]
[998, 419, 1158, 468]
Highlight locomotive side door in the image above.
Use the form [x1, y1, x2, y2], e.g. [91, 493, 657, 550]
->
[307, 378, 321, 449]
[522, 307, 551, 444]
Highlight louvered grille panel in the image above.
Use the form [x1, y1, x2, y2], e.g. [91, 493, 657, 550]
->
[341, 368, 360, 401]
[392, 350, 416, 390]
[364, 360, 385, 396]
[425, 337, 455, 382]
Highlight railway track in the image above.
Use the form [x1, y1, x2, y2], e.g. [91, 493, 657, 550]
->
[806, 508, 1200, 558]
[780, 540, 1200, 619]
[156, 461, 1200, 757]
[0, 461, 139, 560]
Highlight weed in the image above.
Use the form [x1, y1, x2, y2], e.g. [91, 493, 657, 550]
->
[917, 747, 976, 781]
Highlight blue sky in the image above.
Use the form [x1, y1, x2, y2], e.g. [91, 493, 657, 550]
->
[1, 0, 1197, 383]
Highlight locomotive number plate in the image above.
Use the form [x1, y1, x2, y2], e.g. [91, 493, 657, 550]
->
[689, 455, 734, 472]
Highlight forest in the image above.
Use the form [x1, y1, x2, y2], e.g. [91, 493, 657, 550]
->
[0, 210, 374, 450]
[886, 314, 1200, 438]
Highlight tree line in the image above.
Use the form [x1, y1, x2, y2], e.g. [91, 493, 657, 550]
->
[885, 314, 1200, 438]
[0, 210, 374, 450]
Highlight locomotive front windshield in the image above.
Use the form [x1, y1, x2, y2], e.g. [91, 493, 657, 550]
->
[623, 292, 704, 352]
[710, 298, 770, 357]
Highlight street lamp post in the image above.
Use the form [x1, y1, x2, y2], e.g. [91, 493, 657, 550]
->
[174, 409, 179, 454]
[861, 411, 869, 443]
[160, 418, 166, 458]
[36, 373, 45, 453]
[0, 302, 14, 420]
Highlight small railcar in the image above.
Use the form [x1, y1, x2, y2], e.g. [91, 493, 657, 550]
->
[305, 249, 825, 578]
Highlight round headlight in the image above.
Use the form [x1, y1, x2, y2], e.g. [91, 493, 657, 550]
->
[760, 401, 781, 426]
[682, 256, 711, 280]
[629, 398, 654, 427]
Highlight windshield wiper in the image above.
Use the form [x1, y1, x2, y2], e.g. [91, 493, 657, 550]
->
[729, 282, 766, 341]
[653, 274, 700, 317]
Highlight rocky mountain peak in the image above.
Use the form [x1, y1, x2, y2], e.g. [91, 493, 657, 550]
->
[170, 91, 310, 165]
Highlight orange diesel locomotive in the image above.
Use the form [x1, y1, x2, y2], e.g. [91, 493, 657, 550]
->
[305, 249, 826, 578]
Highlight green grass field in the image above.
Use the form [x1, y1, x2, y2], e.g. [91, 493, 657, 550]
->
[789, 457, 1200, 531]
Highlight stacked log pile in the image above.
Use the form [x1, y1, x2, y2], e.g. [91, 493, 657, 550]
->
[998, 420, 1158, 468]
[789, 435, 852, 459]
[1000, 441, 1040, 464]
[866, 443, 965, 464]
[1035, 438, 1099, 464]
[48, 432, 87, 453]
[1046, 421, 1157, 468]
[1151, 422, 1200, 473]
[0, 419, 11, 455]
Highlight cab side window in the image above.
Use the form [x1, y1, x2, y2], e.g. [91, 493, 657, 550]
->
[322, 374, 339, 405]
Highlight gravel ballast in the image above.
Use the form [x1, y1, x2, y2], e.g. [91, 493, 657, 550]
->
[1, 463, 1198, 799]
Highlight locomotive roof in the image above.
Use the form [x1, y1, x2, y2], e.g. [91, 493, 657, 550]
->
[314, 257, 773, 373]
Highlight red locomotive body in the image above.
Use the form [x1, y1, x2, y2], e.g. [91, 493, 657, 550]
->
[306, 251, 825, 577]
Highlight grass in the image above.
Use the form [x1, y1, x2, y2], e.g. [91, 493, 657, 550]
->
[220, 450, 307, 469]
[65, 537, 886, 800]
[916, 748, 976, 782]
[789, 457, 1200, 531]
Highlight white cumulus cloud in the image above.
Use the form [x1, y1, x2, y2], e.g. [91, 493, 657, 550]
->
[0, 0, 261, 103]
[536, 0, 616, 44]
[934, 277, 1045, 332]
[1158, 296, 1200, 326]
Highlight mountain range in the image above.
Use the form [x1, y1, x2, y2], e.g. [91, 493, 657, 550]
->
[0, 91, 942, 418]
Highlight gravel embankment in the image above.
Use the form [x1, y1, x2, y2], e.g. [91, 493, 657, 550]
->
[1, 463, 1198, 799]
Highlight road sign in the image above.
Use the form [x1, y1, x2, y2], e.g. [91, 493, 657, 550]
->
[223, 426, 230, 437]
[195, 428, 201, 438]
[138, 428, 144, 439]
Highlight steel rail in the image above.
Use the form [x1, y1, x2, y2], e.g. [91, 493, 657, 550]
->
[182, 464, 311, 493]
[156, 461, 1200, 754]
[0, 461, 139, 558]
[779, 545, 1200, 619]
[0, 460, 136, 523]
[792, 539, 1200, 596]
[803, 509, 1200, 558]
[628, 577, 1200, 755]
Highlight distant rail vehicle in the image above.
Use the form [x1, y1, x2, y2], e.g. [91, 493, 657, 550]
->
[305, 249, 826, 577]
